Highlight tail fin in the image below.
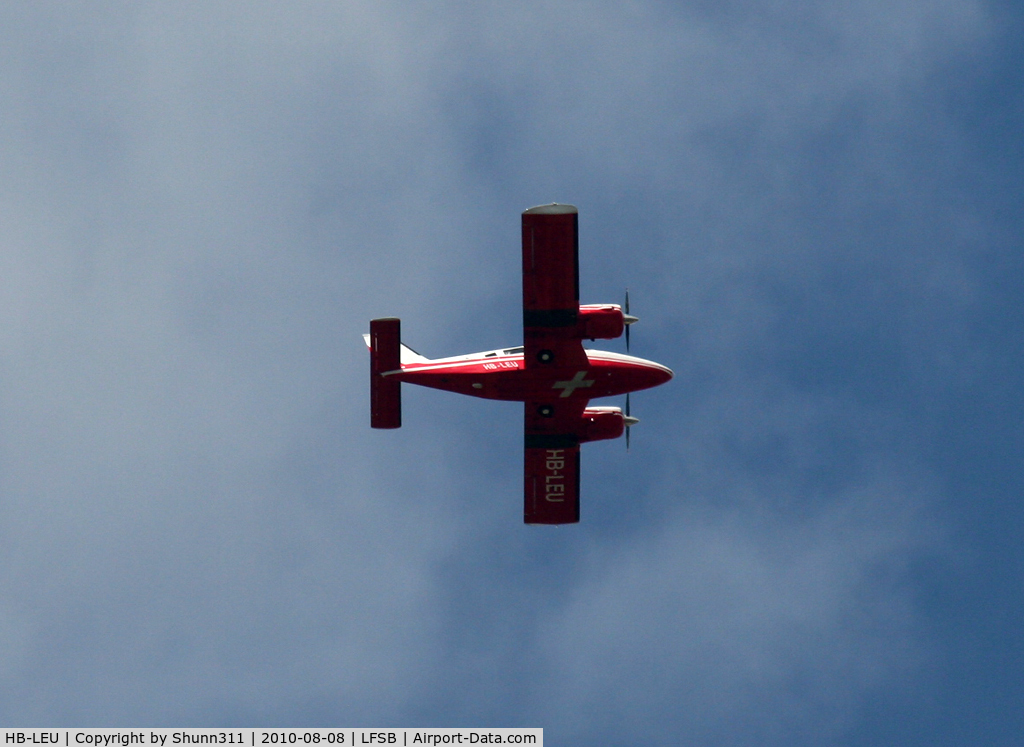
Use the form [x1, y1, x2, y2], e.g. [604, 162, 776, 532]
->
[361, 338, 429, 365]
[369, 318, 401, 429]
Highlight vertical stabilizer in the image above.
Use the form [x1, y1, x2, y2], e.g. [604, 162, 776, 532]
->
[369, 318, 402, 428]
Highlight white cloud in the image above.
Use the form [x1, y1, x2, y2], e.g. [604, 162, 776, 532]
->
[529, 476, 938, 744]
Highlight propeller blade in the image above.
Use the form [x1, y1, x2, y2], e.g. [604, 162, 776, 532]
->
[623, 288, 638, 351]
[623, 393, 639, 450]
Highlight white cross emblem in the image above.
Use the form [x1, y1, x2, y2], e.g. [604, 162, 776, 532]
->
[552, 370, 595, 398]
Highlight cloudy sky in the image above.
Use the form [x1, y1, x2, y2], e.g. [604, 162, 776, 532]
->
[1, 1, 1022, 743]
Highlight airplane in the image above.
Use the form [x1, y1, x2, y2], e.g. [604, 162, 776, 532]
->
[364, 204, 673, 524]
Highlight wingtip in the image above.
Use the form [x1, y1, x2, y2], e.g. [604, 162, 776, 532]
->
[523, 203, 578, 215]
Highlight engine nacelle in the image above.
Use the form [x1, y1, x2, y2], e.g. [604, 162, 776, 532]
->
[577, 304, 625, 340]
[578, 407, 626, 443]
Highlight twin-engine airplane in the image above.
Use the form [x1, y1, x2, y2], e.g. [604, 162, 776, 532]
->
[365, 204, 672, 524]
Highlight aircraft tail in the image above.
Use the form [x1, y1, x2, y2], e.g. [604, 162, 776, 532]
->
[361, 337, 430, 365]
[368, 318, 402, 429]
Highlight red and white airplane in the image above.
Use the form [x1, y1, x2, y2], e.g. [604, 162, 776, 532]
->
[365, 204, 673, 524]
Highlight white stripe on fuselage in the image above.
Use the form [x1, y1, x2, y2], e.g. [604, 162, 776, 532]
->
[583, 349, 674, 375]
[392, 347, 671, 376]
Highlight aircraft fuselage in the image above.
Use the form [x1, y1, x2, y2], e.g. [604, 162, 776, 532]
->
[388, 347, 672, 403]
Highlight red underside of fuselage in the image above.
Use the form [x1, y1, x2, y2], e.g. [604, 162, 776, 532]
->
[389, 351, 673, 402]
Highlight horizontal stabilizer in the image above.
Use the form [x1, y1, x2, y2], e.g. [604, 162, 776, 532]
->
[369, 318, 401, 428]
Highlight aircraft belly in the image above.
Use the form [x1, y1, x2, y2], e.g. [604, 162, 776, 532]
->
[398, 368, 524, 401]
[395, 357, 670, 401]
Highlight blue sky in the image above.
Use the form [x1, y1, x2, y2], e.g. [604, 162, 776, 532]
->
[0, 2, 1021, 744]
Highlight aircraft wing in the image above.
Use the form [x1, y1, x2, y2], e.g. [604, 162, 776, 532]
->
[523, 398, 587, 524]
[522, 204, 588, 369]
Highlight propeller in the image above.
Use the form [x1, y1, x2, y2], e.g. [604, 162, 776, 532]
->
[623, 392, 640, 450]
[621, 289, 641, 448]
[623, 288, 639, 351]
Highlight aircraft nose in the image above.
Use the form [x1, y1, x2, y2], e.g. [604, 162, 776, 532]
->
[640, 362, 673, 390]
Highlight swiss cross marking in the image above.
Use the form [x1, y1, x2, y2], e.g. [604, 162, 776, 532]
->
[552, 370, 595, 398]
